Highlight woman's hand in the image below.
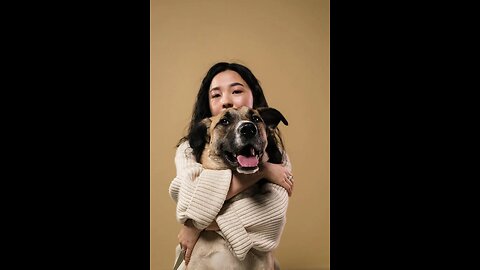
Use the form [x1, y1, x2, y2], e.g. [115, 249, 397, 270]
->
[262, 162, 294, 196]
[177, 219, 202, 265]
[226, 153, 294, 199]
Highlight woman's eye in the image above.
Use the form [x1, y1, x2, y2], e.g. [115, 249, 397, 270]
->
[232, 90, 243, 94]
[211, 94, 220, 98]
[220, 118, 230, 125]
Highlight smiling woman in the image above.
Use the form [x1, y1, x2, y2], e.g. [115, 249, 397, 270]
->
[168, 62, 294, 269]
[208, 70, 254, 116]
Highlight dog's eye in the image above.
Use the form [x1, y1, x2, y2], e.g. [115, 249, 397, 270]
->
[220, 118, 230, 126]
[252, 115, 262, 123]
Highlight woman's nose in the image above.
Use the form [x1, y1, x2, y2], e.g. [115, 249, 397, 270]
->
[221, 95, 233, 109]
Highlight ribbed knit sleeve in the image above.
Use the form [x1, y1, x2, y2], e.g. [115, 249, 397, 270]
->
[168, 141, 232, 230]
[215, 154, 292, 260]
[216, 183, 289, 260]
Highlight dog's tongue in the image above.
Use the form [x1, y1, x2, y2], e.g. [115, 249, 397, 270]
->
[237, 155, 259, 167]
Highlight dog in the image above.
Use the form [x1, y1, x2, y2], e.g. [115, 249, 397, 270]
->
[190, 106, 288, 172]
[179, 106, 288, 269]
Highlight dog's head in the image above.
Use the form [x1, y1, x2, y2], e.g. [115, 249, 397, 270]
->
[189, 106, 288, 174]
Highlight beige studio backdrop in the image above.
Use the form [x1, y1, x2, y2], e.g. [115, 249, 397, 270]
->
[151, 0, 329, 269]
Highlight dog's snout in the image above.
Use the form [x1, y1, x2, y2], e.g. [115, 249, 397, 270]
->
[239, 122, 257, 138]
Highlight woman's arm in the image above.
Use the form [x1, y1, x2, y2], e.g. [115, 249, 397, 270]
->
[180, 182, 289, 262]
[216, 183, 290, 260]
[169, 142, 293, 227]
[226, 153, 293, 200]
[214, 154, 293, 260]
[171, 141, 233, 265]
[169, 141, 232, 229]
[205, 154, 293, 230]
[177, 219, 202, 266]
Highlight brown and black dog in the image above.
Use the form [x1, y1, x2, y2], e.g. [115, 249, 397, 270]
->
[189, 106, 288, 173]
[180, 106, 288, 269]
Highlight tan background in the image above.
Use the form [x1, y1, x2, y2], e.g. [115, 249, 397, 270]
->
[151, 0, 329, 269]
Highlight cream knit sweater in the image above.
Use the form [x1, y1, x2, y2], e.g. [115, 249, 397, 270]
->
[169, 141, 290, 260]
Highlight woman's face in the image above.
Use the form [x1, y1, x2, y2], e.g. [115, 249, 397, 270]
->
[208, 70, 254, 116]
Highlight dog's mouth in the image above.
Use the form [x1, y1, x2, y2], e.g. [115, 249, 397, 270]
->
[224, 144, 262, 174]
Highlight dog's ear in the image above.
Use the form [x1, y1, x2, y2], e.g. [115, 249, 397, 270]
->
[188, 118, 212, 162]
[265, 136, 283, 164]
[256, 107, 288, 128]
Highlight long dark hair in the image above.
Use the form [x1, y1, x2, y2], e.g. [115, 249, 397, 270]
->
[178, 62, 286, 163]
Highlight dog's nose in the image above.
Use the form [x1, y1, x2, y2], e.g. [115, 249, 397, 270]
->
[239, 122, 257, 138]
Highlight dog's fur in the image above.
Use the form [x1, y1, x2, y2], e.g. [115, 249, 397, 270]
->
[184, 106, 288, 269]
[189, 106, 288, 173]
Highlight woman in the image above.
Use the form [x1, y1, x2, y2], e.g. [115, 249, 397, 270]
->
[169, 62, 294, 268]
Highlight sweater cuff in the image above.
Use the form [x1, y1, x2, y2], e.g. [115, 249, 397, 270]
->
[184, 169, 232, 229]
[216, 204, 253, 260]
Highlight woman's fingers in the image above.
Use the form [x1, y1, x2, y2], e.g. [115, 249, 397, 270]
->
[178, 243, 191, 265]
[287, 174, 294, 184]
[284, 173, 294, 196]
[185, 247, 192, 265]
